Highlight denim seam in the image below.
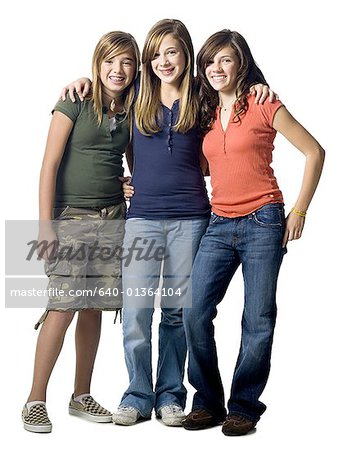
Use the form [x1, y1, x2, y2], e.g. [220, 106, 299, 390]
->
[252, 212, 282, 228]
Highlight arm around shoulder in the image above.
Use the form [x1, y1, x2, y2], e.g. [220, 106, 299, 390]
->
[61, 77, 92, 102]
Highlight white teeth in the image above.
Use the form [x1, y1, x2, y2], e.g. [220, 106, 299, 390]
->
[110, 76, 124, 81]
[212, 75, 226, 81]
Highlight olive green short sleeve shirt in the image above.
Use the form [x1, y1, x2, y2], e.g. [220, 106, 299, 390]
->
[53, 93, 129, 207]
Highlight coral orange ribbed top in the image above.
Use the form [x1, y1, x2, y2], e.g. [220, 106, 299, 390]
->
[203, 95, 284, 218]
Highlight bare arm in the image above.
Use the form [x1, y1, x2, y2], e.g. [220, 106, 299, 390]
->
[199, 148, 210, 176]
[125, 141, 134, 174]
[39, 112, 74, 219]
[273, 106, 325, 246]
[60, 78, 92, 102]
[38, 112, 74, 257]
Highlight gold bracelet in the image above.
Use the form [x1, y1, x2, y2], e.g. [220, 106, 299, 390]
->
[291, 207, 307, 217]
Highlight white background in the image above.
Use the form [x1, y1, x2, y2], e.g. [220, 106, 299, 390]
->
[1, 0, 341, 449]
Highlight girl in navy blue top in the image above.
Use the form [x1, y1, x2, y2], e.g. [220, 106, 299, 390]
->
[115, 20, 210, 426]
[62, 19, 272, 427]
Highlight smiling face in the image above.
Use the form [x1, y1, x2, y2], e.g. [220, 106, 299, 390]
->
[100, 52, 136, 97]
[151, 34, 186, 87]
[205, 46, 239, 94]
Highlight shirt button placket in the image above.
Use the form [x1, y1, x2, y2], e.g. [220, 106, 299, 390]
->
[168, 110, 173, 153]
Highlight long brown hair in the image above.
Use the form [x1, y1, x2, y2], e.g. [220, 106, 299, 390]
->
[197, 30, 267, 134]
[91, 31, 140, 126]
[135, 19, 198, 135]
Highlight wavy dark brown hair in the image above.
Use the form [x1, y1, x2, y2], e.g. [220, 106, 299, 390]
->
[197, 30, 268, 134]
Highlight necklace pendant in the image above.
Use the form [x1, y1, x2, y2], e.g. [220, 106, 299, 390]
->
[110, 99, 116, 112]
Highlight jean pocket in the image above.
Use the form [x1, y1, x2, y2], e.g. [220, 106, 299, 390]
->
[210, 212, 222, 224]
[252, 204, 284, 228]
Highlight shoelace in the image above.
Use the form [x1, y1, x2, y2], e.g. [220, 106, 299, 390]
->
[162, 405, 183, 415]
[118, 405, 137, 413]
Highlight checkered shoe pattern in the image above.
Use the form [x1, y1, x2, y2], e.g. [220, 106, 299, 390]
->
[22, 402, 52, 433]
[69, 395, 112, 422]
[81, 396, 111, 415]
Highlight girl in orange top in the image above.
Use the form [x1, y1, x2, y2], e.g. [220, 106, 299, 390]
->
[182, 30, 325, 436]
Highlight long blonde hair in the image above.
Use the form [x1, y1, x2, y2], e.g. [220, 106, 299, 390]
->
[135, 19, 198, 135]
[91, 31, 140, 126]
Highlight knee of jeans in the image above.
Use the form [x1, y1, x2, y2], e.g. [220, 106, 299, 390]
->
[182, 307, 194, 323]
[161, 308, 183, 326]
[123, 322, 151, 342]
[123, 308, 153, 338]
[183, 306, 214, 331]
[243, 310, 277, 335]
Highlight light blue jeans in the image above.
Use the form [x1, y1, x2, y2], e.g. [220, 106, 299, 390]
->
[120, 218, 209, 417]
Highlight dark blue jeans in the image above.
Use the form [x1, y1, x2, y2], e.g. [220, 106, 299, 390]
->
[183, 203, 287, 422]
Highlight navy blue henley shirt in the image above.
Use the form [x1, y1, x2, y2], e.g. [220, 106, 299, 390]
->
[127, 98, 211, 220]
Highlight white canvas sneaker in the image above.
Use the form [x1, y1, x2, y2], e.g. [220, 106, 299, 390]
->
[112, 405, 146, 426]
[157, 404, 185, 426]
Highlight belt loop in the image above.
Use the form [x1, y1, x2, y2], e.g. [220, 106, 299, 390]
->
[101, 207, 107, 218]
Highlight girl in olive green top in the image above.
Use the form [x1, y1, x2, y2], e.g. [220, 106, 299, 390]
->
[22, 31, 140, 433]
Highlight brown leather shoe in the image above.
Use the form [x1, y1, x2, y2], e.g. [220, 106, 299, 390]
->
[182, 409, 223, 430]
[222, 414, 256, 436]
